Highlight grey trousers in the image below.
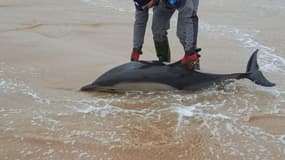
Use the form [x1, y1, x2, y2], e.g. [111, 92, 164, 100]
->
[133, 0, 199, 55]
[152, 0, 199, 55]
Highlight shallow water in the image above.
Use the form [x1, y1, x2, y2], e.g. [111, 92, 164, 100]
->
[1, 0, 285, 159]
[1, 60, 285, 159]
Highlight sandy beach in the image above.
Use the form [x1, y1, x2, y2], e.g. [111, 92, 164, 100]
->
[1, 0, 285, 159]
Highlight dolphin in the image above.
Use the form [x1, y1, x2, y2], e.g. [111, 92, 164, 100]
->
[81, 49, 275, 92]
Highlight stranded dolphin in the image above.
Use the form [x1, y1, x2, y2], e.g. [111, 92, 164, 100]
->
[81, 49, 275, 92]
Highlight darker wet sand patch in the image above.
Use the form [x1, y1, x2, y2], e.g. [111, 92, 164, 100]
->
[0, 126, 228, 160]
[249, 114, 285, 135]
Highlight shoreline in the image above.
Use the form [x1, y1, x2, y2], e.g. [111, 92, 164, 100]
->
[0, 0, 284, 160]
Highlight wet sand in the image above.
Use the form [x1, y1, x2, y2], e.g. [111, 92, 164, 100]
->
[1, 0, 285, 159]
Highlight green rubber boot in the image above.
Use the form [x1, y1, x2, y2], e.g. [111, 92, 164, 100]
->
[154, 40, 171, 62]
[194, 57, 200, 70]
[194, 48, 201, 70]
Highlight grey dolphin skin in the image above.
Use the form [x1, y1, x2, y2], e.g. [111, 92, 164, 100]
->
[81, 49, 275, 92]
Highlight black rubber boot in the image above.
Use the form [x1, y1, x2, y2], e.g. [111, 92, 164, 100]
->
[154, 40, 171, 62]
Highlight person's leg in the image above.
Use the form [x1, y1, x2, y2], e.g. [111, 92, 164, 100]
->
[131, 9, 149, 61]
[177, 0, 200, 70]
[177, 0, 199, 55]
[152, 5, 175, 62]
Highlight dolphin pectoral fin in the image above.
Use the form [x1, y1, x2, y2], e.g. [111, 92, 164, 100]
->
[246, 49, 275, 87]
[80, 83, 97, 91]
[81, 84, 118, 92]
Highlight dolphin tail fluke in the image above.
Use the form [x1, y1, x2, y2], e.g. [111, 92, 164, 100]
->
[246, 49, 275, 87]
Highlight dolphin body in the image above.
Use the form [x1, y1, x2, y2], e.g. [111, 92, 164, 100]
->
[81, 50, 275, 92]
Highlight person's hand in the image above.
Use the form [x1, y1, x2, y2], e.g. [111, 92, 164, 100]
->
[142, 0, 155, 10]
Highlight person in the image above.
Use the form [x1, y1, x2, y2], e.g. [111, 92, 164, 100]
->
[131, 0, 200, 70]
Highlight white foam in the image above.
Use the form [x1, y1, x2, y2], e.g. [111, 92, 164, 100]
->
[77, 104, 115, 117]
[0, 79, 6, 86]
[78, 152, 89, 158]
[172, 104, 197, 127]
[0, 77, 50, 104]
[43, 149, 54, 156]
[210, 113, 231, 120]
[280, 135, 285, 144]
[172, 105, 197, 117]
[73, 99, 156, 118]
[200, 21, 285, 74]
[226, 122, 242, 135]
[0, 62, 50, 105]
